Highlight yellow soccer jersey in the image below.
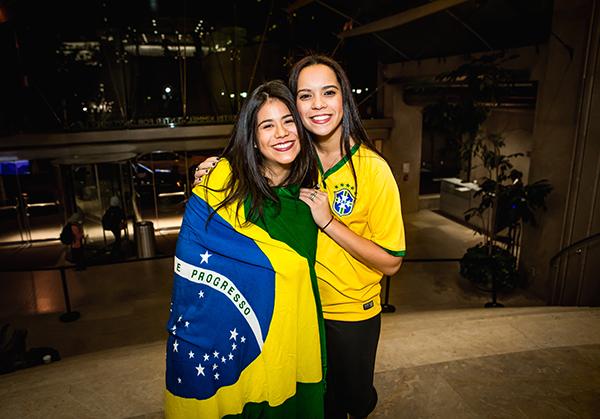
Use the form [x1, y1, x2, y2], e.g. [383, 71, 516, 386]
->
[316, 144, 405, 321]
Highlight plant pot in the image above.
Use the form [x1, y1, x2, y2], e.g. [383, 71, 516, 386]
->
[459, 244, 518, 291]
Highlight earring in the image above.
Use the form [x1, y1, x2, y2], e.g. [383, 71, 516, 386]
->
[253, 143, 257, 149]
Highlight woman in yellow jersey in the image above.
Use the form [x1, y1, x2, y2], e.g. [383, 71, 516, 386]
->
[167, 80, 326, 418]
[291, 55, 405, 419]
[195, 56, 405, 418]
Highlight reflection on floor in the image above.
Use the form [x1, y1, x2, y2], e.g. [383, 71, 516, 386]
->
[0, 212, 185, 247]
[1, 210, 599, 418]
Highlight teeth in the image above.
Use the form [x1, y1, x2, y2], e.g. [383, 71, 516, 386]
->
[273, 141, 293, 150]
[312, 115, 330, 122]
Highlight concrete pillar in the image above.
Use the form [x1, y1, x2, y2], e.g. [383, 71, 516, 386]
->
[382, 84, 423, 213]
[520, 0, 598, 302]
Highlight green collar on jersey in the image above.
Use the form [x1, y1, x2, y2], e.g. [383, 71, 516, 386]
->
[317, 143, 361, 181]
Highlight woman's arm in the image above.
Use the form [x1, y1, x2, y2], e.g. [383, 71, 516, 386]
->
[299, 188, 403, 276]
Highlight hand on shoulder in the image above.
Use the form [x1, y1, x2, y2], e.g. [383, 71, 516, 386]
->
[193, 156, 220, 187]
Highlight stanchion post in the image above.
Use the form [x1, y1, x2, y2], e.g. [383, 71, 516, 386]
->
[381, 275, 396, 313]
[59, 267, 81, 322]
[484, 270, 504, 308]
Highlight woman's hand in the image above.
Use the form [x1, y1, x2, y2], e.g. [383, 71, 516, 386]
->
[300, 187, 402, 276]
[299, 188, 333, 229]
[193, 157, 220, 187]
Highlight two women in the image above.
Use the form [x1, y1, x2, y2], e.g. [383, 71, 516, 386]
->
[192, 54, 406, 418]
[166, 81, 325, 418]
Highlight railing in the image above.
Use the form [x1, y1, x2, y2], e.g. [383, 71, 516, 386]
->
[549, 232, 600, 306]
[1, 253, 174, 323]
[549, 232, 600, 267]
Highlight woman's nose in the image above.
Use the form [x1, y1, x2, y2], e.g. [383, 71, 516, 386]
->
[275, 123, 288, 138]
[312, 96, 326, 110]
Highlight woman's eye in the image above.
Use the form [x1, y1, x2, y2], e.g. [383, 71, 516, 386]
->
[261, 123, 273, 129]
[284, 118, 295, 125]
[298, 94, 311, 101]
[324, 90, 336, 96]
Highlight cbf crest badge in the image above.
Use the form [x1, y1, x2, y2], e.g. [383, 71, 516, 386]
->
[332, 184, 356, 217]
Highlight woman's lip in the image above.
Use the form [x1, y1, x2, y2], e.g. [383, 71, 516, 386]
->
[273, 141, 295, 152]
[310, 114, 332, 124]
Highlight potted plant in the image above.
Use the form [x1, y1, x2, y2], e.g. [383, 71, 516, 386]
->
[459, 133, 552, 305]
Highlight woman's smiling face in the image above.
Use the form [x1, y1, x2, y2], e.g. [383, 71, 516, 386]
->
[295, 64, 344, 139]
[255, 98, 301, 177]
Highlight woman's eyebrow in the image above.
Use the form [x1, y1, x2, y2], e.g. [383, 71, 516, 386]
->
[297, 85, 339, 93]
[257, 114, 293, 126]
[257, 118, 273, 127]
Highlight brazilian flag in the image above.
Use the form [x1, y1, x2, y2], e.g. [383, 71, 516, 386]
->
[165, 160, 326, 418]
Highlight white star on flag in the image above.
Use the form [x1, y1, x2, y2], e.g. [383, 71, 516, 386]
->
[177, 377, 182, 384]
[188, 351, 195, 359]
[200, 251, 212, 264]
[212, 363, 218, 370]
[203, 353, 210, 361]
[198, 290, 205, 299]
[228, 353, 234, 360]
[173, 340, 179, 352]
[240, 336, 246, 343]
[184, 321, 190, 328]
[213, 350, 219, 358]
[221, 356, 226, 363]
[232, 343, 237, 351]
[214, 372, 220, 380]
[196, 363, 205, 376]
[177, 315, 183, 322]
[230, 328, 238, 341]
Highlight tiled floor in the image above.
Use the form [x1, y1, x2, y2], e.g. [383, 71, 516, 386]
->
[1, 210, 598, 418]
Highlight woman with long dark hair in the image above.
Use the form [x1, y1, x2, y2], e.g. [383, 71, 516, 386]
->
[166, 80, 325, 418]
[290, 55, 405, 419]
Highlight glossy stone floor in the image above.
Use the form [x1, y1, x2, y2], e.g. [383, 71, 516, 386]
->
[1, 210, 599, 418]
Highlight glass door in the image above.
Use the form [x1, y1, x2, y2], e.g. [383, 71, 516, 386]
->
[0, 159, 63, 245]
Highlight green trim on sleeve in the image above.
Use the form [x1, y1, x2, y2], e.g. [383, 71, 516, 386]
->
[382, 248, 406, 257]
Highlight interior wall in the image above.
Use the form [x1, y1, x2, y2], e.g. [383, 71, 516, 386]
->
[382, 46, 545, 214]
[474, 109, 535, 183]
[520, 0, 596, 301]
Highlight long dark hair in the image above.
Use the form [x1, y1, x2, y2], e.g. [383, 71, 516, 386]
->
[289, 54, 381, 190]
[208, 80, 317, 223]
